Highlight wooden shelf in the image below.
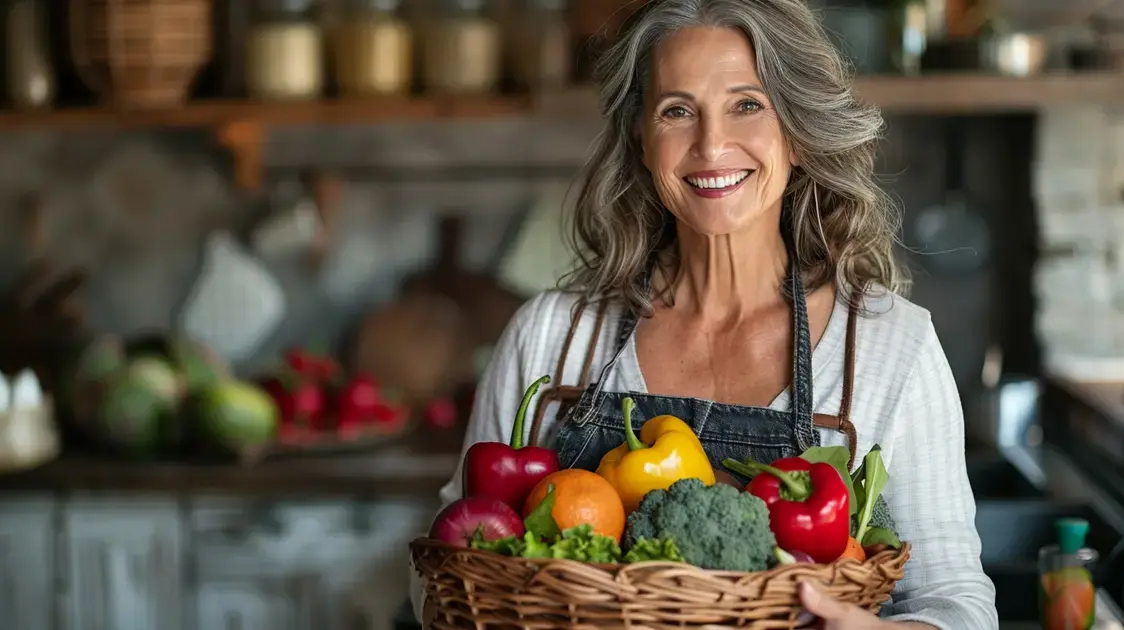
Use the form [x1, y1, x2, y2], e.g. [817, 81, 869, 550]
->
[0, 95, 534, 131]
[539, 73, 1124, 117]
[853, 73, 1124, 113]
[0, 73, 1118, 191]
[0, 95, 533, 191]
[0, 73, 1119, 131]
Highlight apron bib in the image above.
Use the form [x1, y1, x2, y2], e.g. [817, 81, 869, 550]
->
[528, 256, 862, 477]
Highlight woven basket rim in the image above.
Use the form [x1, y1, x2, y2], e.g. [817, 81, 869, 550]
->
[413, 536, 911, 628]
[410, 536, 911, 573]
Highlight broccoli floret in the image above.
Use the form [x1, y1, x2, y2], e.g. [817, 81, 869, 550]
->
[869, 495, 897, 532]
[850, 494, 897, 538]
[624, 478, 776, 572]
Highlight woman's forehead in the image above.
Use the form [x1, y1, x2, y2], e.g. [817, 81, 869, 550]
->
[650, 27, 761, 94]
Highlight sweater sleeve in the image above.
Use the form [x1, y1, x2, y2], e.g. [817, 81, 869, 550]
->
[879, 322, 999, 630]
[408, 293, 541, 623]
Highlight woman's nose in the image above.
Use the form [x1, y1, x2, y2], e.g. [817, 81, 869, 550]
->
[693, 115, 732, 162]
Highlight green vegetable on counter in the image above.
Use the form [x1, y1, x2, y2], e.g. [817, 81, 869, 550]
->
[624, 477, 776, 572]
[194, 379, 279, 450]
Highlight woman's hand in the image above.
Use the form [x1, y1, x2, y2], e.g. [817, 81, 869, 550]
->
[799, 582, 937, 629]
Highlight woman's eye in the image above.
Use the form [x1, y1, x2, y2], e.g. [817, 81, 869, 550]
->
[737, 100, 762, 113]
[663, 106, 690, 118]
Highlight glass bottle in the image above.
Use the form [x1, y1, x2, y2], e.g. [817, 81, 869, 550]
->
[333, 0, 413, 96]
[422, 0, 503, 95]
[5, 0, 55, 108]
[1038, 518, 1098, 630]
[508, 0, 570, 90]
[888, 0, 928, 76]
[246, 0, 325, 101]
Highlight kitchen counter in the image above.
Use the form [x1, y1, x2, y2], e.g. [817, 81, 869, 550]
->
[1050, 377, 1124, 424]
[0, 429, 463, 497]
[0, 429, 466, 630]
[999, 590, 1124, 629]
[1042, 376, 1124, 494]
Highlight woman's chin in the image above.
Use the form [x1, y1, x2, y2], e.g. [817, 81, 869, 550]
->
[677, 211, 756, 237]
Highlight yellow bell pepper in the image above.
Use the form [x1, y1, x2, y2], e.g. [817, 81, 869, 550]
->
[596, 397, 717, 512]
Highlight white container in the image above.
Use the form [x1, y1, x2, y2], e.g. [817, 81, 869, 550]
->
[247, 23, 324, 100]
[0, 370, 59, 475]
[246, 0, 324, 100]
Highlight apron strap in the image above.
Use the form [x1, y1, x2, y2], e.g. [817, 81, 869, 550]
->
[527, 298, 609, 447]
[812, 287, 863, 470]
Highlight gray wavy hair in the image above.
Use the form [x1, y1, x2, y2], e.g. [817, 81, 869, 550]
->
[560, 0, 908, 315]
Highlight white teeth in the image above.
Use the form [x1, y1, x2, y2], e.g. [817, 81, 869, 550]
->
[685, 171, 751, 189]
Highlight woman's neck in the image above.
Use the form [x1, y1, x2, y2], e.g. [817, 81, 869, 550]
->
[661, 222, 788, 321]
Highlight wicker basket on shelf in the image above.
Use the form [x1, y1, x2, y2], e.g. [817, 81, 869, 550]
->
[411, 538, 911, 629]
[68, 0, 213, 108]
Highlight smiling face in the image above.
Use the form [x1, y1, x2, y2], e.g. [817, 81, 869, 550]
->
[640, 26, 796, 237]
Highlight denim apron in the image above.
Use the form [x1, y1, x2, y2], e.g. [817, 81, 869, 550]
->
[528, 259, 861, 477]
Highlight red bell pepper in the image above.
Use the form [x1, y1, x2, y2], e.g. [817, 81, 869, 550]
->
[462, 375, 558, 510]
[725, 456, 850, 563]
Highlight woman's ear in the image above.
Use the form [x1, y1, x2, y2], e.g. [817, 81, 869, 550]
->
[789, 147, 800, 168]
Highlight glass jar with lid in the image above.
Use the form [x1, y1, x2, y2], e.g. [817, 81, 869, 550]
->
[5, 0, 55, 108]
[508, 0, 569, 90]
[333, 0, 413, 96]
[246, 0, 325, 100]
[422, 0, 503, 95]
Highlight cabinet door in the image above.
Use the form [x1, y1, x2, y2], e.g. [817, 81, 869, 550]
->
[194, 580, 305, 630]
[191, 500, 331, 630]
[328, 499, 437, 630]
[61, 497, 183, 630]
[0, 497, 57, 630]
[191, 498, 435, 630]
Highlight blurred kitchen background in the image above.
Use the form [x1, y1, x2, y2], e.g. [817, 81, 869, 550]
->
[0, 0, 1122, 629]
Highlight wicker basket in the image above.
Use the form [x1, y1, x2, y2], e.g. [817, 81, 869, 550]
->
[411, 537, 911, 629]
[68, 0, 213, 108]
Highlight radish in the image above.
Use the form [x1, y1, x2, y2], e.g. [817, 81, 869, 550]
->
[259, 375, 325, 429]
[424, 397, 459, 430]
[429, 497, 525, 548]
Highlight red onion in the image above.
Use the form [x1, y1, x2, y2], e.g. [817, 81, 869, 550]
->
[774, 547, 818, 627]
[429, 497, 525, 548]
[774, 547, 816, 565]
[789, 549, 816, 564]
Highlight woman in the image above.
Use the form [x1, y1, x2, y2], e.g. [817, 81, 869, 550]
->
[411, 0, 997, 627]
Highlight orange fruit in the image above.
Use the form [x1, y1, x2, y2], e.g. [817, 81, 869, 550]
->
[523, 469, 626, 542]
